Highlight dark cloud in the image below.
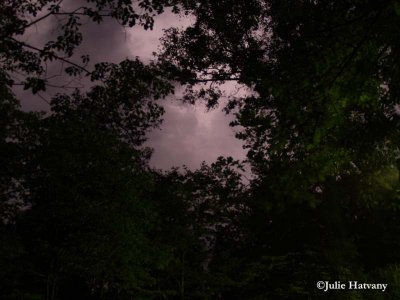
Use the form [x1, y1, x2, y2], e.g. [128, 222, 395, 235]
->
[15, 7, 246, 169]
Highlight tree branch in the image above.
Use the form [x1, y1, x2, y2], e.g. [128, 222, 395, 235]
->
[21, 0, 65, 30]
[189, 77, 240, 83]
[9, 37, 92, 76]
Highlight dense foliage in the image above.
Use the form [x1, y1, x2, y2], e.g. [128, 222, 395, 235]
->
[2, 0, 400, 299]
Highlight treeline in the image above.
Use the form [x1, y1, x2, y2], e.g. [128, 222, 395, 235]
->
[2, 0, 400, 299]
[0, 78, 247, 299]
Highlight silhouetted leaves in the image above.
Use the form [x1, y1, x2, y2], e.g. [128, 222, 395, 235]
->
[3, 0, 400, 299]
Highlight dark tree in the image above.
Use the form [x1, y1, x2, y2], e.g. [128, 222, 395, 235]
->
[3, 0, 400, 299]
[157, 1, 400, 298]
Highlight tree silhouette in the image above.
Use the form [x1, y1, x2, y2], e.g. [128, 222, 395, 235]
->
[157, 1, 400, 299]
[3, 0, 400, 299]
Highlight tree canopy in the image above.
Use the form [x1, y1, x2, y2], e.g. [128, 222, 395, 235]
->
[2, 0, 400, 299]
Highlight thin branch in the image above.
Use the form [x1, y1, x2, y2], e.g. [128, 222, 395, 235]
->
[22, 0, 65, 30]
[327, 33, 370, 88]
[53, 12, 112, 17]
[189, 77, 240, 83]
[8, 37, 92, 76]
[317, 4, 387, 90]
[37, 92, 50, 104]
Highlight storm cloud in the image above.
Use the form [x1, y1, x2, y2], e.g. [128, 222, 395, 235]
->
[16, 7, 246, 170]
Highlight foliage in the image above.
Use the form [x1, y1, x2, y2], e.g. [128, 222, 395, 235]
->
[156, 0, 400, 298]
[0, 0, 181, 91]
[2, 0, 400, 299]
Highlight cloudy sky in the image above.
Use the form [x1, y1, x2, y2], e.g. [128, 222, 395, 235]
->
[16, 7, 246, 170]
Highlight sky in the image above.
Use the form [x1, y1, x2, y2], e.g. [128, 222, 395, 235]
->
[16, 6, 247, 170]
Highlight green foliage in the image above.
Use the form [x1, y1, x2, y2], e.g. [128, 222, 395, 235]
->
[156, 0, 400, 298]
[3, 0, 400, 299]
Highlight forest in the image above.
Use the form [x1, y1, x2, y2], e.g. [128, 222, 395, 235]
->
[1, 0, 400, 299]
